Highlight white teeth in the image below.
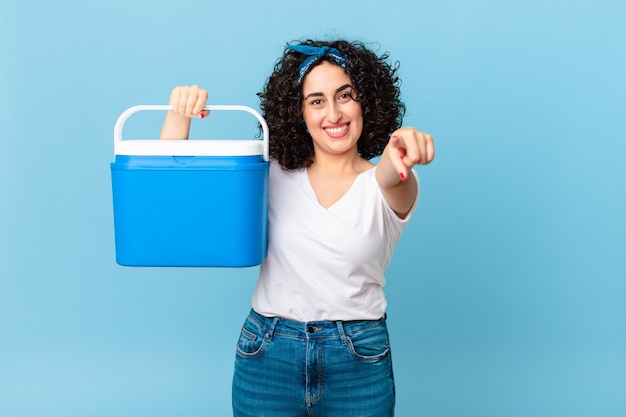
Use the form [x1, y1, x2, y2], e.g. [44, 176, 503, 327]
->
[325, 125, 348, 135]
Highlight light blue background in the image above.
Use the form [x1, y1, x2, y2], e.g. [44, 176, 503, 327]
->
[1, 0, 625, 416]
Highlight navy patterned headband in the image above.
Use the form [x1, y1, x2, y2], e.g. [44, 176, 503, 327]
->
[286, 43, 348, 86]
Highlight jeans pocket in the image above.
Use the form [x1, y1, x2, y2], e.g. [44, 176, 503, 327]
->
[345, 322, 391, 363]
[235, 319, 267, 359]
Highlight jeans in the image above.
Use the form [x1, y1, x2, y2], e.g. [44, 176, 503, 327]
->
[232, 309, 395, 417]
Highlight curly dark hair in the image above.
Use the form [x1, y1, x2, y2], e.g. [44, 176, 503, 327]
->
[258, 39, 405, 170]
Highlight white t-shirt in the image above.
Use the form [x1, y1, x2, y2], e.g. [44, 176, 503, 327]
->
[251, 160, 418, 322]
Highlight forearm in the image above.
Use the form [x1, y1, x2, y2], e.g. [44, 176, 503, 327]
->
[376, 149, 418, 218]
[376, 147, 406, 188]
[374, 128, 433, 217]
[160, 111, 192, 140]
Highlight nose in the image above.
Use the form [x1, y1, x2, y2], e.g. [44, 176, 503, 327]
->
[327, 102, 342, 124]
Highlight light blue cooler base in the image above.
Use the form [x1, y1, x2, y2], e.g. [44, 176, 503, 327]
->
[111, 155, 269, 267]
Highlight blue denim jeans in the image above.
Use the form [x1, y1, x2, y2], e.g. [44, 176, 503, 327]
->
[232, 309, 395, 417]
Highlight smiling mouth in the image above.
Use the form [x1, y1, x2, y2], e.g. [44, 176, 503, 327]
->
[324, 123, 349, 137]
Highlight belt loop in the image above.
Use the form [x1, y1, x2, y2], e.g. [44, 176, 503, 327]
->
[265, 316, 280, 342]
[336, 320, 348, 345]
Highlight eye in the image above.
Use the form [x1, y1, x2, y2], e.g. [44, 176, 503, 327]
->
[337, 88, 356, 103]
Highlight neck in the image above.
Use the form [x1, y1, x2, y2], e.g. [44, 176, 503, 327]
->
[309, 150, 371, 177]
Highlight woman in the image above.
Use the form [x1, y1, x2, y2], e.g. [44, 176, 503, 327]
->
[161, 39, 434, 417]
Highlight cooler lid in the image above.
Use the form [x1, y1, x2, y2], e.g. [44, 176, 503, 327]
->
[114, 139, 264, 156]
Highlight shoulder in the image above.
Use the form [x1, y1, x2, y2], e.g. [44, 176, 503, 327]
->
[269, 159, 307, 188]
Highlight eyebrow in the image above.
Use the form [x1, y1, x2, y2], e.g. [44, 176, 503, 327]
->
[303, 84, 353, 101]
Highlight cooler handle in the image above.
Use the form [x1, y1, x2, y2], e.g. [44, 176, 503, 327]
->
[114, 105, 269, 162]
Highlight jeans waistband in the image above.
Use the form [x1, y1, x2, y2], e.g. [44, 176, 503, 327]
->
[247, 309, 387, 342]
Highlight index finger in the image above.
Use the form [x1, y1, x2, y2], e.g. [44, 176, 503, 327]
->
[192, 88, 209, 116]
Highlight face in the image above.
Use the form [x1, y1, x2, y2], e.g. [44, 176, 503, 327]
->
[301, 61, 363, 158]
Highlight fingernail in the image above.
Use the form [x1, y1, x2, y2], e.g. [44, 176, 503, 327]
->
[198, 113, 205, 119]
[400, 172, 406, 182]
